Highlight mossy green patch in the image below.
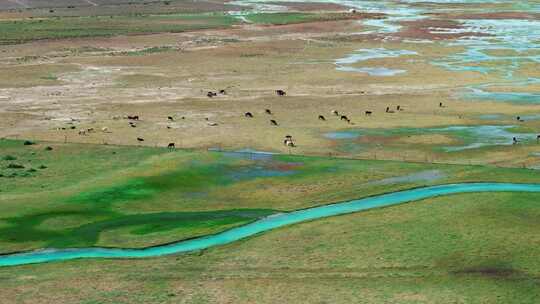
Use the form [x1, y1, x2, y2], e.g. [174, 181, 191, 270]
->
[0, 209, 274, 251]
[69, 179, 157, 206]
[2, 139, 540, 254]
[0, 13, 239, 44]
[245, 12, 357, 25]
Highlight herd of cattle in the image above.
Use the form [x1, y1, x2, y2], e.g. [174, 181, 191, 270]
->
[57, 89, 539, 149]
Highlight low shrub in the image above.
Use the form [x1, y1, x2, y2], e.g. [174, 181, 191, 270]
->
[7, 163, 24, 169]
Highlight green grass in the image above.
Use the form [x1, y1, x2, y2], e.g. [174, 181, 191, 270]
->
[1, 209, 274, 249]
[0, 12, 363, 44]
[39, 74, 58, 81]
[245, 12, 356, 25]
[117, 46, 177, 56]
[0, 13, 238, 44]
[2, 191, 540, 303]
[1, 138, 540, 255]
[1, 139, 540, 301]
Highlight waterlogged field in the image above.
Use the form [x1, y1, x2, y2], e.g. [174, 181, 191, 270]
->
[325, 124, 538, 153]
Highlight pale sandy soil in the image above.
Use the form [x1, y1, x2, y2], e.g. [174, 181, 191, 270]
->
[1, 15, 539, 167]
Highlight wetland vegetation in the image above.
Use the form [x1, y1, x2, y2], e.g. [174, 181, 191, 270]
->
[1, 0, 540, 302]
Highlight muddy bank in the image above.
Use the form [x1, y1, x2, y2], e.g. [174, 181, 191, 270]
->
[397, 18, 492, 40]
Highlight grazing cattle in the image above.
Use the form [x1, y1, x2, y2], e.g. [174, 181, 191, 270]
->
[86, 128, 94, 133]
[439, 102, 443, 108]
[332, 110, 339, 116]
[219, 89, 226, 95]
[386, 107, 394, 113]
[130, 123, 137, 128]
[207, 91, 217, 98]
[365, 111, 372, 116]
[340, 115, 348, 121]
[244, 112, 253, 118]
[137, 137, 144, 142]
[207, 122, 219, 126]
[101, 127, 109, 133]
[318, 115, 326, 121]
[270, 119, 278, 126]
[284, 139, 295, 147]
[167, 143, 175, 149]
[265, 109, 272, 115]
[537, 135, 540, 142]
[397, 105, 402, 111]
[517, 116, 524, 122]
[166, 126, 172, 129]
[78, 129, 87, 136]
[127, 115, 139, 120]
[276, 90, 286, 96]
[181, 116, 185, 120]
[285, 135, 293, 140]
[513, 137, 518, 145]
[168, 116, 174, 121]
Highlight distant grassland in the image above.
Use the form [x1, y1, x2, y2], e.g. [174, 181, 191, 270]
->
[0, 12, 363, 44]
[244, 12, 360, 25]
[0, 13, 239, 44]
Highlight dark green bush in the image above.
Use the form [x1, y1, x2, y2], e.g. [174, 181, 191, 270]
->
[7, 163, 24, 169]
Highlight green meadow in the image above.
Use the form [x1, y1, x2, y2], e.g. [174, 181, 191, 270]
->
[2, 139, 540, 301]
[0, 13, 238, 44]
[2, 138, 540, 255]
[243, 12, 357, 25]
[0, 12, 356, 44]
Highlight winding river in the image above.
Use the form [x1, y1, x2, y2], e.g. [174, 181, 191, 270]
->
[1, 182, 540, 267]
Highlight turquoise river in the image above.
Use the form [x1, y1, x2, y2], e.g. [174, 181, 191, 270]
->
[1, 183, 540, 267]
